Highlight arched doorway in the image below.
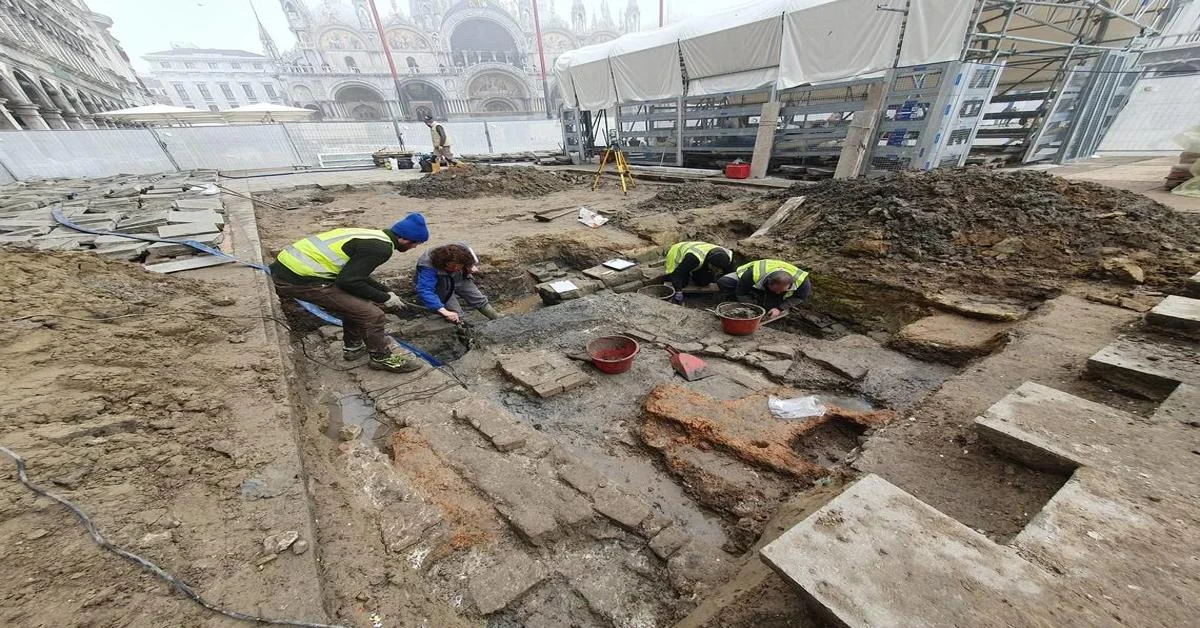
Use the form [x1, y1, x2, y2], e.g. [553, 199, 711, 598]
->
[481, 98, 516, 113]
[334, 84, 386, 121]
[449, 18, 521, 68]
[398, 81, 445, 120]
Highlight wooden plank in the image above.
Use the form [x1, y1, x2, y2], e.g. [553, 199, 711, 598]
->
[143, 255, 235, 274]
[749, 196, 805, 239]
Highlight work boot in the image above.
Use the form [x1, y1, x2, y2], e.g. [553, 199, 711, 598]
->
[343, 342, 367, 361]
[478, 304, 500, 320]
[368, 352, 422, 373]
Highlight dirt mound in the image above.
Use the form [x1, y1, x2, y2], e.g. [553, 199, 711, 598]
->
[393, 166, 582, 199]
[636, 182, 751, 212]
[762, 168, 1200, 287]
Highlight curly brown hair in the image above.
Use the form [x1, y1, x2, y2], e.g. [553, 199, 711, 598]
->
[429, 244, 475, 270]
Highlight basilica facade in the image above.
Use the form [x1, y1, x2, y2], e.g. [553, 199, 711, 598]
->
[275, 0, 640, 121]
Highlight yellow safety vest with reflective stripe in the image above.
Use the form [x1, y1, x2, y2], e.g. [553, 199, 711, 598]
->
[665, 241, 729, 274]
[737, 259, 809, 298]
[276, 228, 394, 279]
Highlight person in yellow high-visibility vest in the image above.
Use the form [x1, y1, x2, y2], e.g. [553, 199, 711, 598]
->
[269, 213, 429, 373]
[663, 241, 735, 304]
[717, 259, 811, 319]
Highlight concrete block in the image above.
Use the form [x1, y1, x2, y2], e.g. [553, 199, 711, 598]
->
[158, 222, 221, 239]
[468, 552, 547, 614]
[592, 486, 651, 530]
[1086, 336, 1200, 401]
[1146, 295, 1200, 338]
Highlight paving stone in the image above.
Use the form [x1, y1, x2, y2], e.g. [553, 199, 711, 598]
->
[700, 345, 726, 357]
[648, 525, 690, 559]
[760, 359, 793, 378]
[452, 397, 536, 452]
[157, 222, 221, 239]
[1086, 336, 1200, 401]
[95, 242, 149, 259]
[1152, 383, 1199, 425]
[927, 291, 1029, 322]
[672, 341, 704, 353]
[143, 256, 234, 274]
[1146, 295, 1200, 337]
[469, 552, 548, 615]
[557, 461, 605, 495]
[758, 344, 796, 358]
[499, 350, 591, 399]
[592, 486, 651, 530]
[166, 209, 225, 226]
[760, 474, 1077, 628]
[172, 197, 223, 211]
[889, 314, 1012, 366]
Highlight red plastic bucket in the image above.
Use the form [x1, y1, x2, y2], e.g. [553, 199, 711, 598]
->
[587, 335, 640, 374]
[725, 163, 751, 179]
[716, 302, 765, 336]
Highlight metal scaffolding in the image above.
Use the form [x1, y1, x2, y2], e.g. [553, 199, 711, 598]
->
[961, 0, 1180, 162]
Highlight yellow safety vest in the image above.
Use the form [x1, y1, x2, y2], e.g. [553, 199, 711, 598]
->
[737, 259, 809, 297]
[276, 228, 393, 279]
[665, 241, 729, 274]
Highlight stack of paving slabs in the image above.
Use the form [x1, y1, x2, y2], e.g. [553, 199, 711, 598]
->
[0, 170, 227, 264]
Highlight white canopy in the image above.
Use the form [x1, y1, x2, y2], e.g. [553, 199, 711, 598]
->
[223, 102, 317, 123]
[95, 104, 224, 124]
[555, 0, 973, 109]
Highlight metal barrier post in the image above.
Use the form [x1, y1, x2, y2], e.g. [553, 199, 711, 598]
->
[147, 127, 182, 172]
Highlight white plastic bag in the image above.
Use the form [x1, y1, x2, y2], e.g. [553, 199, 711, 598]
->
[578, 206, 608, 228]
[768, 395, 826, 419]
[1172, 125, 1200, 198]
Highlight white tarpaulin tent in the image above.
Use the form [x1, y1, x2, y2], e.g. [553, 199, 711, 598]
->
[554, 0, 974, 109]
[223, 102, 318, 123]
[95, 104, 224, 125]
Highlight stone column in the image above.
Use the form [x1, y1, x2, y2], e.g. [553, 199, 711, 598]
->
[8, 102, 48, 130]
[40, 109, 69, 129]
[0, 98, 20, 130]
[77, 115, 99, 129]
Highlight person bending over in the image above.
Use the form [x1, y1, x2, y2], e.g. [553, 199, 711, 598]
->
[663, 240, 735, 304]
[717, 259, 811, 319]
[414, 242, 499, 324]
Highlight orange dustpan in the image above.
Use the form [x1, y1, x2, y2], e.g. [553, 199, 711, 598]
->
[666, 345, 710, 381]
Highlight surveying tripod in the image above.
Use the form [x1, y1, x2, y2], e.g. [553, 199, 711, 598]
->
[592, 130, 636, 195]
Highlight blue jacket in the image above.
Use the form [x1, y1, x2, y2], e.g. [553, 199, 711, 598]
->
[415, 266, 444, 310]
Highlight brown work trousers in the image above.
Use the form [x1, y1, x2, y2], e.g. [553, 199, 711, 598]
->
[273, 278, 390, 355]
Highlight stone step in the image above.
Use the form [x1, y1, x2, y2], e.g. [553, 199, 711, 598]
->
[1086, 336, 1200, 400]
[1146, 295, 1200, 338]
[759, 474, 1109, 627]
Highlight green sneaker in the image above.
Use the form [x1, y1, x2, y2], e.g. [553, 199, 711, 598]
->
[343, 342, 367, 361]
[368, 352, 422, 373]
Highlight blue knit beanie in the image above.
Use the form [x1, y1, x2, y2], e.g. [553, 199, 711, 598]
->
[389, 212, 429, 242]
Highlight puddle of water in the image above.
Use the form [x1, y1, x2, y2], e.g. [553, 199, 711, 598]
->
[325, 394, 386, 444]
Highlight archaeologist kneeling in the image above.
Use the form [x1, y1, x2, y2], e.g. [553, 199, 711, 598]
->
[717, 259, 812, 319]
[270, 213, 430, 373]
[664, 241, 735, 304]
[415, 242, 500, 324]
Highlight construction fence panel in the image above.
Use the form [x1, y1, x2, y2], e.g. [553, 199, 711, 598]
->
[157, 125, 301, 171]
[485, 120, 564, 154]
[282, 121, 397, 166]
[0, 129, 175, 180]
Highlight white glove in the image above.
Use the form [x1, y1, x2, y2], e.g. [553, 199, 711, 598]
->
[383, 293, 407, 311]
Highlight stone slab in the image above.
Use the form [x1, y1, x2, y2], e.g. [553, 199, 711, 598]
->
[166, 209, 225, 226]
[592, 486, 651, 530]
[927, 291, 1029, 322]
[1151, 383, 1199, 425]
[172, 197, 223, 210]
[1146, 295, 1200, 337]
[1086, 336, 1200, 400]
[469, 551, 548, 614]
[759, 474, 1106, 628]
[498, 350, 590, 398]
[889, 314, 1011, 366]
[158, 222, 221, 239]
[143, 256, 235, 274]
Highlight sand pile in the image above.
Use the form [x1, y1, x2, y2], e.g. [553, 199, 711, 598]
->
[392, 166, 584, 199]
[761, 169, 1200, 286]
[635, 182, 751, 212]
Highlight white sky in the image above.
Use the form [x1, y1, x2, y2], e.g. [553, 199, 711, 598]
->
[87, 0, 728, 73]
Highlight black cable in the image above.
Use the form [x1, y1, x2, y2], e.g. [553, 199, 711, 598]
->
[0, 445, 346, 628]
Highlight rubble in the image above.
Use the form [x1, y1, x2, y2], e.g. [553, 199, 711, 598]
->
[0, 171, 227, 265]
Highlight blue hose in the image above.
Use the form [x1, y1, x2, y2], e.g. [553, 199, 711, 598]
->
[52, 205, 442, 366]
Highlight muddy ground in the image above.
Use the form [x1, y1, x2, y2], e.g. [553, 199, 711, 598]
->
[1, 166, 1197, 627]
